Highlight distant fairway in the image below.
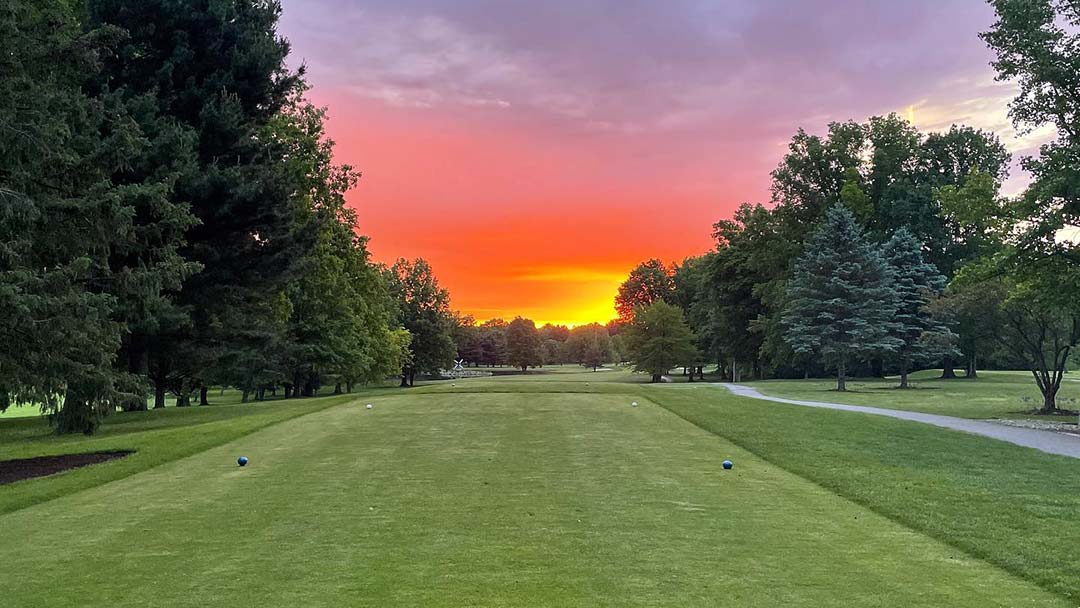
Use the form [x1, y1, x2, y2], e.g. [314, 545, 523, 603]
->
[2, 371, 1078, 606]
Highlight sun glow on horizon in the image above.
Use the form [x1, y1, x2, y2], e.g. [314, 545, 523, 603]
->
[282, 0, 1055, 330]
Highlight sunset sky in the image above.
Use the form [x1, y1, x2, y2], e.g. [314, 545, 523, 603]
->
[278, 0, 1053, 326]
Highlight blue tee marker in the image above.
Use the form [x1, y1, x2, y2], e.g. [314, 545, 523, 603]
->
[722, 460, 733, 470]
[237, 456, 249, 467]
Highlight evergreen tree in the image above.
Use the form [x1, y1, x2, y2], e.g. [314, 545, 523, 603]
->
[624, 301, 698, 383]
[782, 205, 901, 391]
[505, 317, 543, 372]
[88, 0, 308, 404]
[1, 2, 196, 432]
[882, 228, 953, 388]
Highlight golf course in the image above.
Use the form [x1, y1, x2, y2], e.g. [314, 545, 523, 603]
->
[8, 1, 1080, 605]
[3, 368, 1078, 607]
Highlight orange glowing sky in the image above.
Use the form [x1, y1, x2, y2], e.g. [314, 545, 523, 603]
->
[280, 1, 1050, 326]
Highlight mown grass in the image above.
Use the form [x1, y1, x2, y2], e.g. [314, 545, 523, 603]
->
[648, 383, 1080, 602]
[747, 369, 1080, 420]
[0, 388, 398, 515]
[0, 390, 1066, 607]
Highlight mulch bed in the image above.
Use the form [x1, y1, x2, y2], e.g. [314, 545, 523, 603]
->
[0, 450, 134, 485]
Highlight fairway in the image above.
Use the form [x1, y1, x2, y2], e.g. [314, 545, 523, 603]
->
[1, 386, 1068, 607]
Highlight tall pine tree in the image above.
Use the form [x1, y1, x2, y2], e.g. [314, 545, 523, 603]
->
[783, 205, 901, 390]
[88, 0, 308, 405]
[1, 1, 196, 432]
[882, 228, 953, 388]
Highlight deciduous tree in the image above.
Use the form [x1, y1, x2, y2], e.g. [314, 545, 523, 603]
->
[385, 259, 456, 386]
[505, 317, 543, 372]
[624, 302, 698, 383]
[615, 259, 673, 321]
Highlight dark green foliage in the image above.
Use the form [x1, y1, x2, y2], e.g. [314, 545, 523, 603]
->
[624, 301, 698, 382]
[452, 314, 484, 365]
[706, 204, 798, 379]
[783, 206, 901, 390]
[477, 318, 509, 366]
[505, 317, 543, 372]
[565, 323, 615, 370]
[87, 0, 308, 404]
[982, 0, 1080, 258]
[3, 1, 408, 431]
[882, 228, 953, 387]
[386, 259, 456, 385]
[690, 115, 1008, 381]
[0, 1, 196, 432]
[614, 259, 673, 321]
[984, 0, 1075, 265]
[263, 102, 398, 398]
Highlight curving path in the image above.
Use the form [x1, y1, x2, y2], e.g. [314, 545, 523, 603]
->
[719, 383, 1080, 459]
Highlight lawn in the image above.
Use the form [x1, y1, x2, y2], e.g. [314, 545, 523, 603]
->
[2, 373, 1076, 606]
[747, 369, 1080, 420]
[0, 388, 397, 515]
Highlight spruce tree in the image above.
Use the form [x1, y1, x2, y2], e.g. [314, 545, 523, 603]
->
[882, 227, 953, 388]
[1, 2, 195, 432]
[88, 0, 308, 403]
[782, 205, 901, 390]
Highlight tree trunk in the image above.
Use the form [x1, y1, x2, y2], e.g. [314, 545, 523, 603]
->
[346, 382, 353, 393]
[941, 355, 957, 379]
[966, 352, 978, 379]
[1032, 362, 1065, 414]
[153, 381, 166, 409]
[256, 387, 265, 401]
[199, 386, 209, 406]
[409, 370, 416, 387]
[870, 358, 884, 378]
[54, 385, 98, 435]
[283, 383, 293, 398]
[836, 360, 847, 391]
[175, 387, 190, 407]
[241, 389, 250, 403]
[1042, 387, 1059, 413]
[400, 372, 409, 387]
[651, 374, 662, 383]
[333, 383, 342, 395]
[120, 396, 145, 412]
